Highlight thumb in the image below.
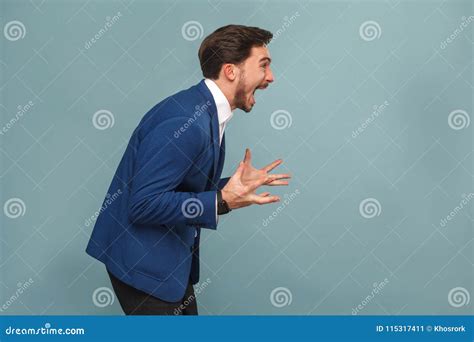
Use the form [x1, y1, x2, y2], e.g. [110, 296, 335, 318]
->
[234, 161, 245, 178]
[243, 148, 251, 164]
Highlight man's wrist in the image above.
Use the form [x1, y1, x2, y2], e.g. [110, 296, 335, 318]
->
[217, 190, 232, 215]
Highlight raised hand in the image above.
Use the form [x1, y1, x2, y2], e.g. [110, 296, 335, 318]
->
[241, 148, 290, 187]
[221, 148, 291, 210]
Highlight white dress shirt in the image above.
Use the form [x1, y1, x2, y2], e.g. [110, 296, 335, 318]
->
[204, 78, 233, 143]
[204, 78, 233, 227]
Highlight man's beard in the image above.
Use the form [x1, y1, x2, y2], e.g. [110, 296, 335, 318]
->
[234, 74, 252, 113]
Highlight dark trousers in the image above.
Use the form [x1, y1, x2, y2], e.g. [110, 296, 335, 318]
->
[107, 269, 198, 315]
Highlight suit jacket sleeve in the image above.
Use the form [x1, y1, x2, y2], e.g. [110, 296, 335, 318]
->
[128, 116, 218, 229]
[217, 177, 230, 190]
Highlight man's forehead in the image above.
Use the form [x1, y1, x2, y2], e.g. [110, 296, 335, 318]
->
[251, 46, 272, 61]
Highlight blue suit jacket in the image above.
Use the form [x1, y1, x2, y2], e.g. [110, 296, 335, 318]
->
[85, 79, 229, 302]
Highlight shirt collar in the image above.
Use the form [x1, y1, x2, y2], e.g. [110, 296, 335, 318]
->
[204, 78, 233, 126]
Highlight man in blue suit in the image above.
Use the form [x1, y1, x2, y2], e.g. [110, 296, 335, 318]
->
[86, 24, 291, 315]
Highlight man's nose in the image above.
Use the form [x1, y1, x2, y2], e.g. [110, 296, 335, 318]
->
[266, 67, 274, 83]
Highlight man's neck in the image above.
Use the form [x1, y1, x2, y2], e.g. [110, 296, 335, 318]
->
[212, 78, 236, 111]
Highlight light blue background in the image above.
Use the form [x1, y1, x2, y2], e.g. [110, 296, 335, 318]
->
[0, 0, 472, 315]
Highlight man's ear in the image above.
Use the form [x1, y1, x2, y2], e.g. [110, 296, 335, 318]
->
[222, 63, 237, 81]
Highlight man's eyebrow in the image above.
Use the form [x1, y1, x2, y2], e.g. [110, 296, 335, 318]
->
[259, 57, 272, 64]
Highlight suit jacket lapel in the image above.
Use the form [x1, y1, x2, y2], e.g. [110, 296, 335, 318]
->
[197, 79, 225, 187]
[208, 87, 221, 186]
[215, 133, 226, 183]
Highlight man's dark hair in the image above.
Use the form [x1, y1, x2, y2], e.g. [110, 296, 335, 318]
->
[198, 25, 273, 79]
